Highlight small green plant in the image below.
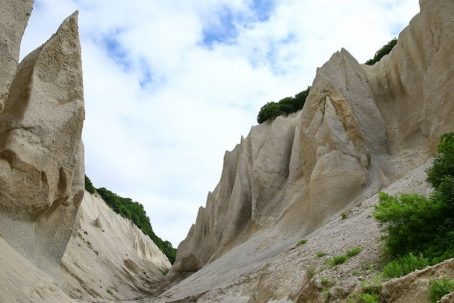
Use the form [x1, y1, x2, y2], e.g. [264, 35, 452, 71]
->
[346, 247, 362, 258]
[357, 293, 379, 303]
[361, 277, 383, 297]
[307, 267, 316, 279]
[320, 277, 333, 288]
[322, 289, 332, 302]
[428, 278, 454, 303]
[341, 212, 348, 220]
[297, 239, 308, 246]
[106, 289, 114, 296]
[382, 253, 429, 278]
[328, 247, 362, 266]
[329, 255, 348, 266]
[316, 251, 327, 258]
[347, 278, 382, 303]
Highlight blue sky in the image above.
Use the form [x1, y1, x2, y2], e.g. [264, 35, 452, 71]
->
[21, 0, 419, 247]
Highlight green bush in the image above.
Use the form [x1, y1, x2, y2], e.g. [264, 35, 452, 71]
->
[365, 38, 398, 65]
[297, 239, 308, 246]
[374, 192, 443, 257]
[257, 87, 310, 124]
[428, 278, 454, 303]
[329, 255, 348, 266]
[374, 132, 454, 277]
[85, 175, 96, 194]
[382, 253, 430, 278]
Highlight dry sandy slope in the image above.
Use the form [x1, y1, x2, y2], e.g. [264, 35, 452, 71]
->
[58, 191, 171, 302]
[144, 159, 433, 302]
[0, 237, 74, 303]
[0, 191, 172, 303]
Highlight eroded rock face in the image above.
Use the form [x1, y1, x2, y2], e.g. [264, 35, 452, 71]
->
[0, 0, 33, 112]
[59, 192, 171, 301]
[172, 0, 454, 282]
[0, 11, 85, 270]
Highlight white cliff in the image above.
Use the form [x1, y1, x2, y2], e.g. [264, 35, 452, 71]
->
[60, 191, 171, 301]
[164, 0, 454, 301]
[0, 1, 171, 302]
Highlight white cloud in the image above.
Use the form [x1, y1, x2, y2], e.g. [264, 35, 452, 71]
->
[21, 0, 419, 247]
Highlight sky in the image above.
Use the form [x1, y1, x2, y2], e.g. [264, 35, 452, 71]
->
[21, 0, 419, 247]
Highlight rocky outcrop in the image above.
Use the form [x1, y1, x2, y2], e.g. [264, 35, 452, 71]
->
[0, 4, 85, 272]
[59, 191, 171, 301]
[382, 258, 454, 303]
[151, 159, 433, 302]
[0, 3, 174, 302]
[168, 0, 454, 300]
[173, 0, 454, 276]
[0, 0, 33, 112]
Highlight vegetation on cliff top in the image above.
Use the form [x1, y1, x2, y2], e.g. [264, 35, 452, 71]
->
[374, 132, 454, 278]
[84, 176, 177, 263]
[257, 86, 310, 124]
[256, 38, 398, 124]
[365, 38, 397, 65]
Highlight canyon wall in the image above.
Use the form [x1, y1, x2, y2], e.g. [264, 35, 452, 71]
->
[166, 0, 454, 301]
[0, 1, 85, 272]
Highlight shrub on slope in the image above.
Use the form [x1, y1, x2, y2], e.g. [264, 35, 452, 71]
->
[374, 132, 454, 277]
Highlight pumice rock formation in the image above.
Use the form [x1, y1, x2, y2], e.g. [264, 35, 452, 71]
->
[0, 0, 34, 113]
[0, 1, 172, 301]
[173, 0, 454, 275]
[0, 3, 85, 271]
[59, 191, 171, 301]
[0, 0, 453, 302]
[161, 0, 454, 301]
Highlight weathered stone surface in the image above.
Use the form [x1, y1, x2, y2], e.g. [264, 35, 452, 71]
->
[364, 0, 454, 153]
[167, 0, 454, 301]
[152, 161, 432, 302]
[0, 11, 85, 270]
[0, 237, 74, 303]
[59, 191, 171, 301]
[0, 0, 33, 112]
